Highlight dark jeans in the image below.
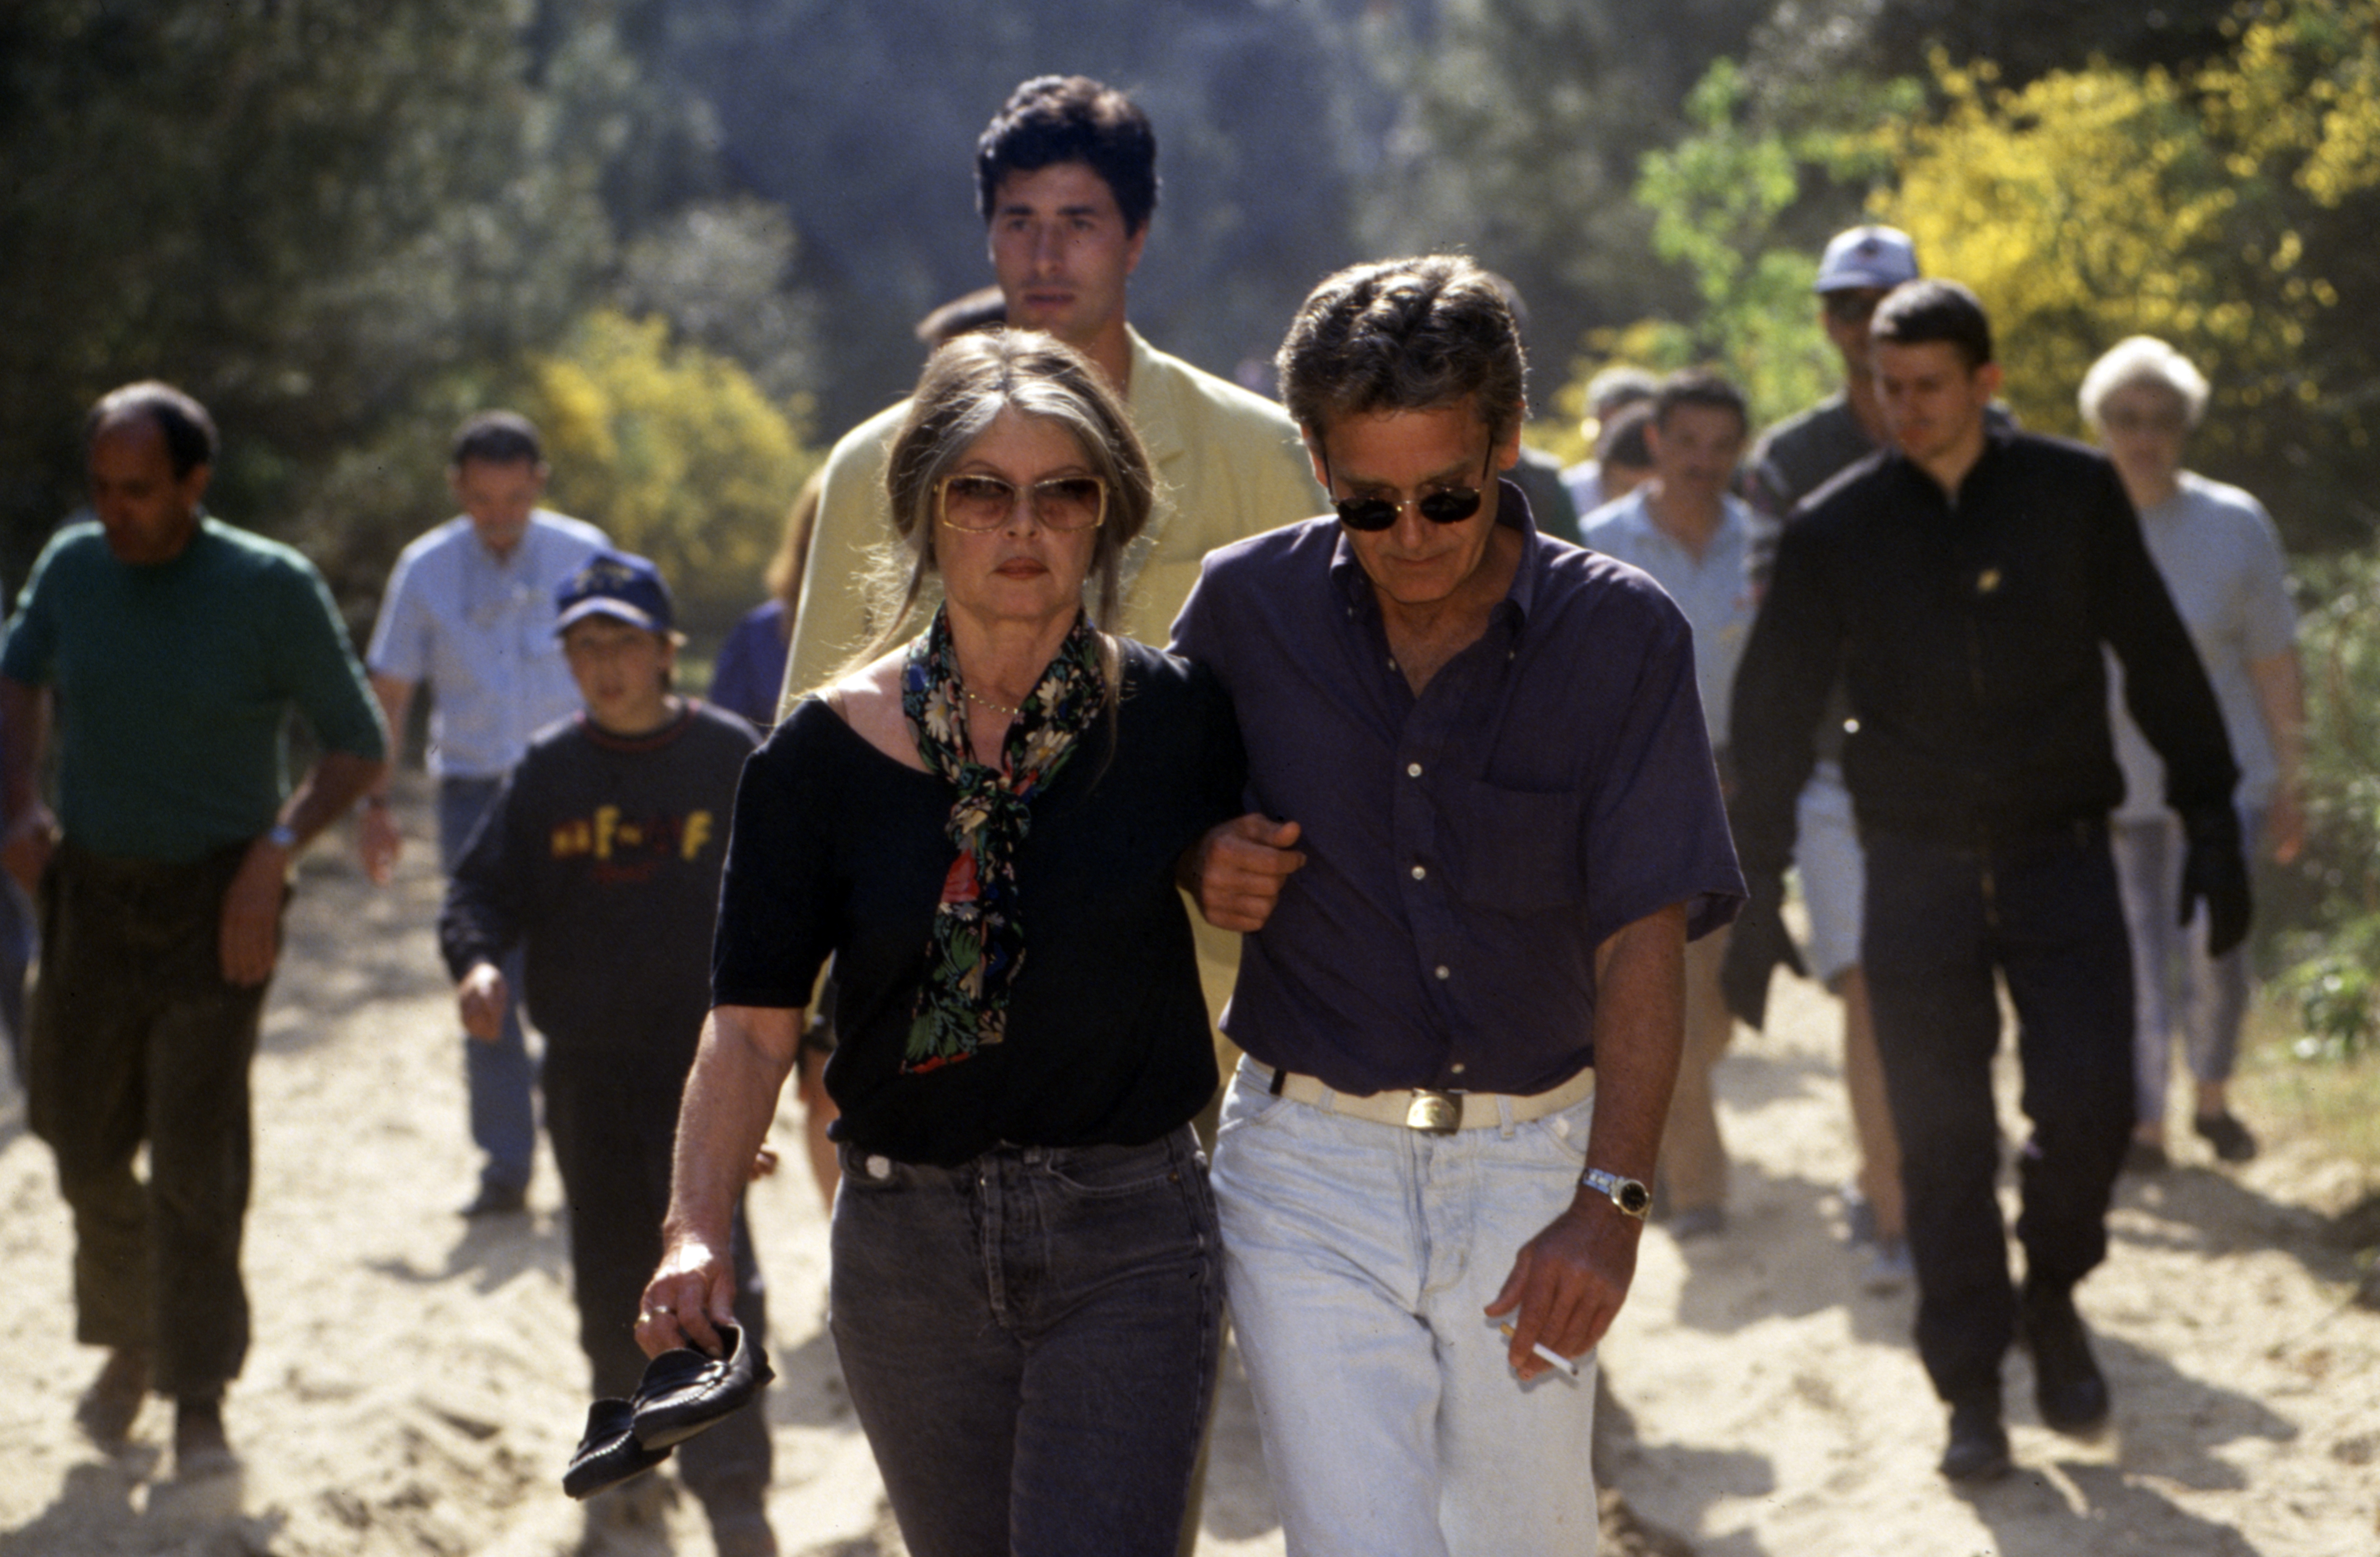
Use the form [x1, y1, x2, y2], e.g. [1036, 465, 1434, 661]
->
[438, 776, 535, 1193]
[27, 841, 279, 1399]
[830, 1125, 1222, 1557]
[1862, 823, 2135, 1404]
[0, 871, 34, 1087]
[543, 1044, 771, 1505]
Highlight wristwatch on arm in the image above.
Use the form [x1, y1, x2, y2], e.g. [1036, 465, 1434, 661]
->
[1580, 1166, 1652, 1219]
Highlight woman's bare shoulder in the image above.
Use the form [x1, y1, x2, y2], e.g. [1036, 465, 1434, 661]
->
[823, 651, 923, 772]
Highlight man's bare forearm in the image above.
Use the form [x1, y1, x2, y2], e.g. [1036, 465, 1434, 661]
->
[1583, 901, 1688, 1181]
[0, 677, 49, 823]
[366, 674, 415, 800]
[281, 749, 387, 847]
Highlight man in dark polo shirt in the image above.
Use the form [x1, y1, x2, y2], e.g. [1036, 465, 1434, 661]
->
[1174, 256, 1742, 1556]
[1728, 281, 2245, 1483]
[1, 382, 387, 1479]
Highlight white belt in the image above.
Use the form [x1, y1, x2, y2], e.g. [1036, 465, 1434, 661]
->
[1241, 1058, 1594, 1134]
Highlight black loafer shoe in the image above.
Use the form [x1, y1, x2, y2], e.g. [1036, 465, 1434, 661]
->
[631, 1322, 775, 1451]
[2193, 1111, 2258, 1163]
[2023, 1287, 2110, 1434]
[459, 1181, 528, 1218]
[1939, 1391, 2012, 1483]
[563, 1397, 671, 1500]
[75, 1347, 151, 1449]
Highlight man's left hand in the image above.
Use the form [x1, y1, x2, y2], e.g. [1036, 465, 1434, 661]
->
[219, 835, 290, 985]
[1483, 1191, 1641, 1381]
[1179, 813, 1306, 932]
[2179, 804, 2253, 958]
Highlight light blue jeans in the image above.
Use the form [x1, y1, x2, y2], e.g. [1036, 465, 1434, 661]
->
[2110, 807, 2261, 1125]
[1211, 1061, 1601, 1557]
[439, 775, 536, 1194]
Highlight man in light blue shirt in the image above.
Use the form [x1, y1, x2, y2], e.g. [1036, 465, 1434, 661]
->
[360, 411, 609, 1214]
[1580, 369, 1757, 1238]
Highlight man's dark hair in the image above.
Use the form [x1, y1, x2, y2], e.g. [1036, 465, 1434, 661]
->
[86, 381, 217, 478]
[975, 75, 1158, 236]
[1598, 402, 1655, 470]
[1872, 279, 1994, 370]
[915, 286, 1008, 349]
[1276, 256, 1528, 448]
[1652, 369, 1748, 434]
[450, 410, 544, 469]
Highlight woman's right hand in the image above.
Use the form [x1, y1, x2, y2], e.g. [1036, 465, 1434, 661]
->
[636, 1236, 737, 1358]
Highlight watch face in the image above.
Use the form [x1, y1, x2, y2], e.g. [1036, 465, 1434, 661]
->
[1585, 1168, 1653, 1217]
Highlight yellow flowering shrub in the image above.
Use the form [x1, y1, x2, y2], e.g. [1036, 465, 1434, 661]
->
[527, 310, 817, 609]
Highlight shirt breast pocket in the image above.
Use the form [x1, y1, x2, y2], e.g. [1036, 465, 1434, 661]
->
[1445, 779, 1584, 912]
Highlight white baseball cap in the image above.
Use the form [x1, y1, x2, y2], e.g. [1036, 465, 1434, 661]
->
[1814, 226, 1919, 293]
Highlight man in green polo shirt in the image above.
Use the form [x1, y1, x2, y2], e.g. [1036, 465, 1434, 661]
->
[0, 382, 387, 1482]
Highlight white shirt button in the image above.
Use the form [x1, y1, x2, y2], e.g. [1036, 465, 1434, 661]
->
[1434, 965, 1450, 980]
[1450, 1062, 1466, 1075]
[1411, 864, 1427, 880]
[866, 1155, 893, 1180]
[1407, 763, 1423, 778]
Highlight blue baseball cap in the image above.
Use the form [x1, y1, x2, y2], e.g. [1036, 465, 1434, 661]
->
[555, 550, 675, 635]
[1815, 225, 1919, 293]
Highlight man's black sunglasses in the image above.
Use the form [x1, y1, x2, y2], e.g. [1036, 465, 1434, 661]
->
[1324, 451, 1493, 532]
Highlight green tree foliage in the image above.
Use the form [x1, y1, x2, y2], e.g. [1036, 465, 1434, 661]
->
[1353, 0, 1776, 425]
[1873, 9, 2380, 551]
[526, 311, 817, 614]
[618, 200, 817, 405]
[0, 0, 621, 582]
[0, 0, 822, 615]
[1876, 58, 2310, 439]
[2274, 549, 2380, 1056]
[641, 0, 1364, 434]
[1609, 60, 1918, 428]
[1741, 0, 2240, 96]
[1596, 1, 2380, 551]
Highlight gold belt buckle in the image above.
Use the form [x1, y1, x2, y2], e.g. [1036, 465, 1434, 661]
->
[1405, 1088, 1462, 1134]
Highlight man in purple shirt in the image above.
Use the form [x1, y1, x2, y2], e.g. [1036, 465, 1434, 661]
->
[1175, 256, 1742, 1556]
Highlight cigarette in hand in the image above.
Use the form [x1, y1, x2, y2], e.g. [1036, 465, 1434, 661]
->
[1499, 1323, 1580, 1379]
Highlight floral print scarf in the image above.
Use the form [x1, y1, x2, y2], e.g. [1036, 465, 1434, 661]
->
[899, 605, 1105, 1072]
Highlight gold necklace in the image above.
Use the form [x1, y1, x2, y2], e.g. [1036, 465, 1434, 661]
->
[962, 685, 1021, 718]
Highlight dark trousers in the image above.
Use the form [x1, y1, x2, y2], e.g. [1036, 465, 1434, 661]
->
[1861, 823, 2135, 1405]
[438, 776, 535, 1194]
[0, 871, 34, 1086]
[27, 841, 277, 1400]
[830, 1126, 1222, 1557]
[542, 1043, 771, 1505]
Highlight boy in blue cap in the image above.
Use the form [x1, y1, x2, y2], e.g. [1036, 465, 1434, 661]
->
[439, 551, 777, 1555]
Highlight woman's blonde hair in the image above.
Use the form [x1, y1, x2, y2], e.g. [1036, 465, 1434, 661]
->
[851, 329, 1154, 669]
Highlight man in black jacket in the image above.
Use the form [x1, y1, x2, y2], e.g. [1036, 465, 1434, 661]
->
[1725, 281, 2248, 1484]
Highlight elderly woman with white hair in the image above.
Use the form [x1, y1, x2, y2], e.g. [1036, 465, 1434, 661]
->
[2079, 336, 2305, 1170]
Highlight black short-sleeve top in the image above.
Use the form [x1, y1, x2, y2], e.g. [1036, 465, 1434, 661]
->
[712, 638, 1245, 1166]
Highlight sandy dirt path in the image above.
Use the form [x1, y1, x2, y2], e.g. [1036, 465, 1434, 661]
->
[0, 804, 2374, 1555]
[1599, 967, 2380, 1557]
